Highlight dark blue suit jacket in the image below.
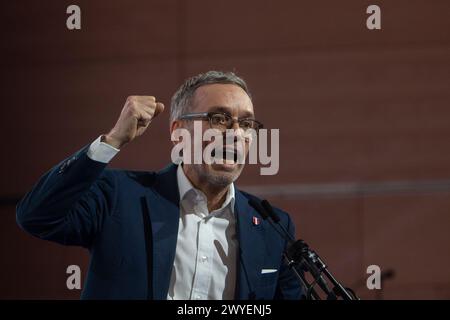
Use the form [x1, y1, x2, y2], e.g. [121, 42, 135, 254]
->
[16, 145, 304, 300]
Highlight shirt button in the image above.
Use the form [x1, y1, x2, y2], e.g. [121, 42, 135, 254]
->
[195, 295, 201, 300]
[201, 256, 208, 262]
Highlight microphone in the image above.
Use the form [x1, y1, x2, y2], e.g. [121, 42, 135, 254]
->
[248, 198, 318, 299]
[262, 199, 357, 300]
[261, 200, 280, 222]
[248, 198, 268, 219]
[251, 198, 359, 300]
[248, 198, 287, 241]
[261, 200, 295, 242]
[260, 200, 336, 299]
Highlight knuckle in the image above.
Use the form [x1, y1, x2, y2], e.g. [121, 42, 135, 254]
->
[127, 103, 136, 113]
[126, 97, 136, 108]
[145, 110, 153, 118]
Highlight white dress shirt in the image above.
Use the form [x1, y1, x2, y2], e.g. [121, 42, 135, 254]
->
[87, 136, 238, 300]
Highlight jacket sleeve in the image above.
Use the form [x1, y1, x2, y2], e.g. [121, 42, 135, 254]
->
[274, 214, 306, 300]
[16, 145, 118, 248]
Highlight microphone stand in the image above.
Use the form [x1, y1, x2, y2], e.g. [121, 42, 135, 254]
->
[287, 239, 355, 300]
[249, 199, 359, 300]
[249, 199, 321, 299]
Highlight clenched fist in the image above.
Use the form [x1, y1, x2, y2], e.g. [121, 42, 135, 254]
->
[104, 96, 164, 149]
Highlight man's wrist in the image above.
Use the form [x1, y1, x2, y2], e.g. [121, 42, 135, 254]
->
[102, 134, 125, 149]
[87, 135, 120, 163]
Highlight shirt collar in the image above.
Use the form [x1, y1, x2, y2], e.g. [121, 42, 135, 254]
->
[177, 164, 235, 213]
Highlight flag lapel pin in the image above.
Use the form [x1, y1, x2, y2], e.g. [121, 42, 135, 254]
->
[252, 216, 260, 226]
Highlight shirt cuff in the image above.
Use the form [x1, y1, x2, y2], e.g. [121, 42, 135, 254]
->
[86, 135, 120, 163]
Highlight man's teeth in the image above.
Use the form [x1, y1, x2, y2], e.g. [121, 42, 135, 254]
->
[224, 158, 236, 164]
[212, 149, 237, 162]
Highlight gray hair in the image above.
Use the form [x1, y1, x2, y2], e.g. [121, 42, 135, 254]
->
[170, 70, 252, 122]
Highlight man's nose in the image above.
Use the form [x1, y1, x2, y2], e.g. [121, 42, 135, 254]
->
[231, 120, 240, 131]
[227, 124, 246, 143]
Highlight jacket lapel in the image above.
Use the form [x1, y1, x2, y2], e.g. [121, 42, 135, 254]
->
[146, 164, 180, 300]
[234, 190, 266, 299]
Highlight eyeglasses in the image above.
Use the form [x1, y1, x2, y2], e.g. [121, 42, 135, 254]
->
[178, 112, 263, 132]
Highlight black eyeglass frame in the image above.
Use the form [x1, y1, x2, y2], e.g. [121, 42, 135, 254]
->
[178, 111, 264, 131]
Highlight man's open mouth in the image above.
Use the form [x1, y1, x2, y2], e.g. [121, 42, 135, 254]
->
[211, 147, 239, 163]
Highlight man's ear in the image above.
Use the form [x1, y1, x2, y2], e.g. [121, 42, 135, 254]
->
[170, 120, 182, 146]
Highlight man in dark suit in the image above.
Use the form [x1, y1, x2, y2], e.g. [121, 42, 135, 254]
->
[16, 71, 304, 300]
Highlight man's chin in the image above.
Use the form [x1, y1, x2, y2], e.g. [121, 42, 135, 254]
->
[204, 162, 244, 185]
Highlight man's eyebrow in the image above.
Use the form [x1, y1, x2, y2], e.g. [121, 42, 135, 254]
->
[208, 105, 232, 114]
[240, 111, 255, 118]
[208, 105, 255, 118]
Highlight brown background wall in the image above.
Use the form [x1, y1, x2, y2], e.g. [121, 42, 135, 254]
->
[1, 0, 450, 299]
